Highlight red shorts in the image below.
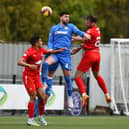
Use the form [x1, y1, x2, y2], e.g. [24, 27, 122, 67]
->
[77, 50, 100, 72]
[23, 71, 43, 94]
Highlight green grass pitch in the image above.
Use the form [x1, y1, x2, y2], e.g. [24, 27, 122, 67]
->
[0, 116, 129, 129]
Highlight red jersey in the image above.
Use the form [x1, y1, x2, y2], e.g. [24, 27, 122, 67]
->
[22, 46, 48, 75]
[83, 26, 101, 50]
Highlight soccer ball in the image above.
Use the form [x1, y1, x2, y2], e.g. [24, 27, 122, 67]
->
[41, 6, 52, 16]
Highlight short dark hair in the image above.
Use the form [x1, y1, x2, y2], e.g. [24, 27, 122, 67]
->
[59, 12, 70, 17]
[86, 15, 97, 23]
[30, 35, 40, 46]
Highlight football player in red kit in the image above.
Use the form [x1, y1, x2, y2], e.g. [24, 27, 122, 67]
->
[17, 35, 66, 126]
[72, 16, 111, 108]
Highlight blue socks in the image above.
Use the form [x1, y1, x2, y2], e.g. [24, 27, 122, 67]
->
[45, 77, 53, 96]
[41, 62, 49, 83]
[64, 76, 72, 96]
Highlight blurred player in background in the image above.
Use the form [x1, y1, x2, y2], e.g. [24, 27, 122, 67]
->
[17, 35, 66, 126]
[41, 12, 88, 110]
[72, 15, 111, 108]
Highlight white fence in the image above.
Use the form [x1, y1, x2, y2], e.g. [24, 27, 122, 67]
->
[0, 43, 112, 110]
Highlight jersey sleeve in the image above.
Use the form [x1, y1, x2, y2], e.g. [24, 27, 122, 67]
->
[41, 48, 48, 54]
[22, 49, 31, 61]
[86, 29, 93, 37]
[48, 26, 54, 49]
[71, 24, 85, 37]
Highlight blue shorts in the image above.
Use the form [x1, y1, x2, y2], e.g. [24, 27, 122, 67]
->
[49, 53, 72, 71]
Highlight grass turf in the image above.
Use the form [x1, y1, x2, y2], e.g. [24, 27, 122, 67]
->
[0, 116, 129, 129]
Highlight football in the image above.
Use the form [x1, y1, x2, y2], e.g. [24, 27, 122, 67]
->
[40, 6, 52, 16]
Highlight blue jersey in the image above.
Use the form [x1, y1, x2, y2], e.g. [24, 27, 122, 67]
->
[48, 23, 85, 53]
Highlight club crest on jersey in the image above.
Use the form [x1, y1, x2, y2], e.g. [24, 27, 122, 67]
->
[64, 27, 68, 30]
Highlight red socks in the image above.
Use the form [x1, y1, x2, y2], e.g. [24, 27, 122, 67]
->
[96, 75, 108, 94]
[28, 102, 34, 118]
[38, 101, 45, 116]
[75, 77, 86, 94]
[75, 75, 108, 95]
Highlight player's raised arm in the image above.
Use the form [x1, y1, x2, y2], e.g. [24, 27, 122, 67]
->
[72, 34, 91, 42]
[71, 24, 85, 37]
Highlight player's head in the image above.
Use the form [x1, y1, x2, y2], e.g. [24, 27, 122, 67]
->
[86, 15, 97, 28]
[59, 12, 70, 25]
[30, 35, 43, 48]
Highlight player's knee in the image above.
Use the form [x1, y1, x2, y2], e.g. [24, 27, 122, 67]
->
[74, 70, 83, 78]
[30, 93, 36, 102]
[93, 71, 99, 79]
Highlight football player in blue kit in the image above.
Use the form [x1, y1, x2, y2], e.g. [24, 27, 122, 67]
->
[41, 12, 87, 110]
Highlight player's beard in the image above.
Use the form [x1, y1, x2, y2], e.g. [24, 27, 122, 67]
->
[62, 20, 69, 25]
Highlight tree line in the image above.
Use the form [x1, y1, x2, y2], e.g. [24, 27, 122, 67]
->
[0, 0, 129, 43]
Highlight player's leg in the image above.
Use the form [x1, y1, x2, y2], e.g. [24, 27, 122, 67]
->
[45, 70, 55, 96]
[36, 88, 47, 126]
[34, 97, 39, 117]
[91, 52, 111, 103]
[92, 71, 111, 103]
[75, 70, 85, 95]
[74, 52, 91, 107]
[36, 70, 56, 126]
[75, 70, 89, 107]
[41, 55, 56, 85]
[42, 62, 59, 98]
[45, 62, 59, 92]
[44, 70, 57, 106]
[60, 56, 74, 109]
[43, 64, 58, 111]
[35, 75, 47, 126]
[63, 69, 74, 109]
[23, 73, 40, 126]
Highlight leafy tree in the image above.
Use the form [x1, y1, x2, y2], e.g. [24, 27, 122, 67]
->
[93, 0, 129, 43]
[0, 0, 129, 43]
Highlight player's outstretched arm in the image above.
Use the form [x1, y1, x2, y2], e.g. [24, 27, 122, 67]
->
[71, 47, 81, 55]
[47, 47, 67, 54]
[72, 36, 85, 42]
[72, 34, 91, 42]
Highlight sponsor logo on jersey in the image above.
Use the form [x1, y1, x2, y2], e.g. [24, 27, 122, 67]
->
[55, 31, 68, 35]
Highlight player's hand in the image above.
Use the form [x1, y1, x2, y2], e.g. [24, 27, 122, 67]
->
[80, 44, 84, 48]
[59, 47, 67, 52]
[29, 64, 37, 70]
